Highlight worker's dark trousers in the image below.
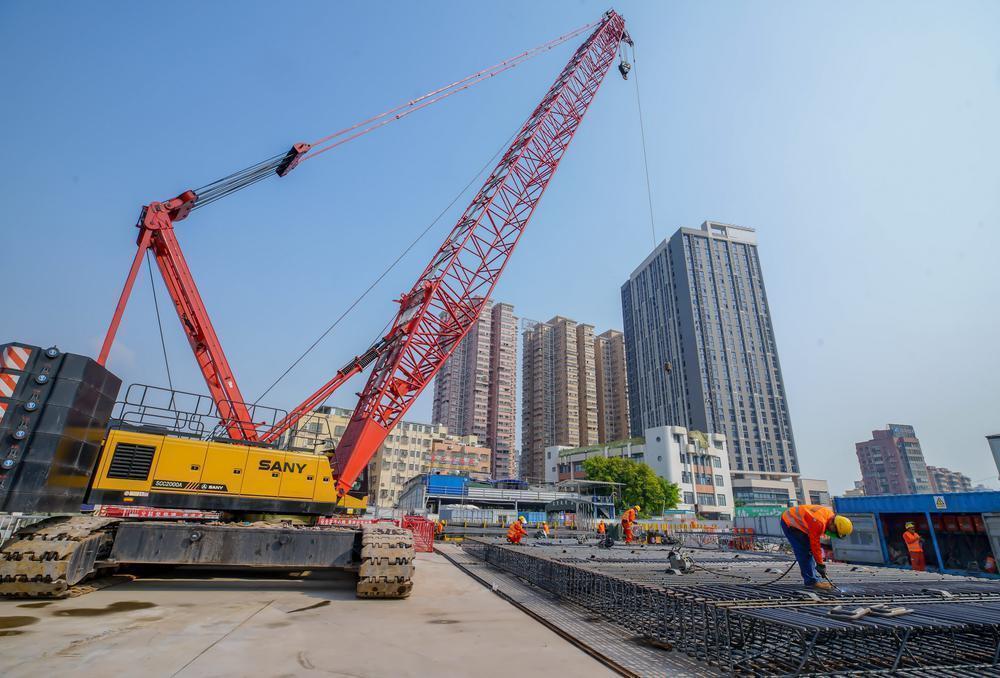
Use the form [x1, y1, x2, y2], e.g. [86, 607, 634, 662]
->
[781, 520, 820, 585]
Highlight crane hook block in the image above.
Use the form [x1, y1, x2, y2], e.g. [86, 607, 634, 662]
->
[276, 142, 313, 177]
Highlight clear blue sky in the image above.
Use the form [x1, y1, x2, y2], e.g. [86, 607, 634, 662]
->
[3, 1, 998, 494]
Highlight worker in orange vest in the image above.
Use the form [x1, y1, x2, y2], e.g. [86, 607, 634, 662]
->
[435, 519, 446, 540]
[780, 504, 853, 589]
[621, 505, 640, 544]
[541, 521, 550, 538]
[902, 522, 926, 572]
[596, 520, 606, 536]
[507, 516, 527, 545]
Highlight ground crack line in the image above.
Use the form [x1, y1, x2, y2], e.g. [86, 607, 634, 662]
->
[171, 600, 275, 677]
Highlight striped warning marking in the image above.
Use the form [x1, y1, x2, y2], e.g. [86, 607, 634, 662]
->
[1, 346, 31, 371]
[0, 402, 6, 424]
[0, 373, 19, 398]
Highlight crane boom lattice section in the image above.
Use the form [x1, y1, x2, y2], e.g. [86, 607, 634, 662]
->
[331, 11, 627, 495]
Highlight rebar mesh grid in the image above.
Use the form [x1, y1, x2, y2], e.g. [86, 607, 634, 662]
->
[462, 539, 1000, 675]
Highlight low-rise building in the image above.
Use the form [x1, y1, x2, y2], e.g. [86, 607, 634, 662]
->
[797, 478, 832, 506]
[927, 466, 973, 494]
[543, 425, 733, 520]
[428, 439, 491, 480]
[731, 476, 799, 507]
[843, 480, 866, 498]
[290, 406, 490, 507]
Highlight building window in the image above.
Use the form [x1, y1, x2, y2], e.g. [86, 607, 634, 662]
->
[683, 491, 695, 504]
[715, 475, 724, 486]
[697, 493, 717, 506]
[712, 457, 722, 468]
[681, 471, 692, 483]
[717, 494, 727, 506]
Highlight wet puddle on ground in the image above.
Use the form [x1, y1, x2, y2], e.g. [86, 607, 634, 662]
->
[0, 616, 39, 630]
[53, 601, 156, 617]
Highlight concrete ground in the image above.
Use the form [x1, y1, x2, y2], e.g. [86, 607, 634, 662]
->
[0, 553, 615, 678]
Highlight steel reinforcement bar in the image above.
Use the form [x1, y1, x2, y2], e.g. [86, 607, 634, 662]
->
[462, 539, 1000, 675]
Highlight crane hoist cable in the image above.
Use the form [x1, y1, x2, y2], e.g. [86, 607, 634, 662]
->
[631, 43, 658, 248]
[182, 19, 599, 213]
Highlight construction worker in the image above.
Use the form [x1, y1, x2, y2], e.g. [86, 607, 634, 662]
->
[435, 519, 447, 540]
[541, 521, 550, 538]
[902, 522, 926, 572]
[507, 516, 527, 545]
[780, 504, 853, 589]
[597, 520, 606, 536]
[621, 505, 640, 544]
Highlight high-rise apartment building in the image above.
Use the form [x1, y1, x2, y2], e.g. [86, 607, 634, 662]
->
[432, 300, 518, 478]
[855, 424, 931, 496]
[487, 302, 518, 478]
[594, 329, 630, 442]
[926, 466, 972, 494]
[621, 221, 800, 492]
[521, 316, 599, 482]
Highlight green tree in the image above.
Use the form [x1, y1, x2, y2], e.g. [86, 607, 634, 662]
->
[582, 456, 680, 518]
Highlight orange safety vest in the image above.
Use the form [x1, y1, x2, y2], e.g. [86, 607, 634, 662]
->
[781, 504, 835, 564]
[621, 508, 636, 525]
[597, 522, 606, 534]
[903, 530, 923, 553]
[507, 522, 526, 540]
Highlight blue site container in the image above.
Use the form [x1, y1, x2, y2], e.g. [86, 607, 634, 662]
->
[426, 474, 469, 497]
[833, 491, 1000, 578]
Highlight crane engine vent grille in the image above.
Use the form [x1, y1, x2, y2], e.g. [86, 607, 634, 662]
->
[107, 442, 156, 480]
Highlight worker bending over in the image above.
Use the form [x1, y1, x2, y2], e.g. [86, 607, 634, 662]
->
[507, 516, 527, 544]
[902, 522, 926, 571]
[621, 505, 640, 544]
[780, 504, 853, 589]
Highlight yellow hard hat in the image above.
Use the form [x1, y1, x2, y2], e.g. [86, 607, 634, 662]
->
[904, 522, 915, 530]
[634, 505, 641, 511]
[832, 515, 853, 538]
[518, 516, 526, 523]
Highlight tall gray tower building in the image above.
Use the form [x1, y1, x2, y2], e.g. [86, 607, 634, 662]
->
[621, 222, 800, 492]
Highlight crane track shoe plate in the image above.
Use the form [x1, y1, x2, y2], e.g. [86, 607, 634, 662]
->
[356, 524, 414, 599]
[0, 516, 120, 598]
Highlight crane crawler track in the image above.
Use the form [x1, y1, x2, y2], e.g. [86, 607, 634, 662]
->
[356, 523, 415, 599]
[0, 515, 120, 598]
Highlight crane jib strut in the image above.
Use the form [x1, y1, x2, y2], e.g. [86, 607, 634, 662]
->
[97, 10, 631, 495]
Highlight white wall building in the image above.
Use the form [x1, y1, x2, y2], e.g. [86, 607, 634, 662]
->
[544, 425, 733, 519]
